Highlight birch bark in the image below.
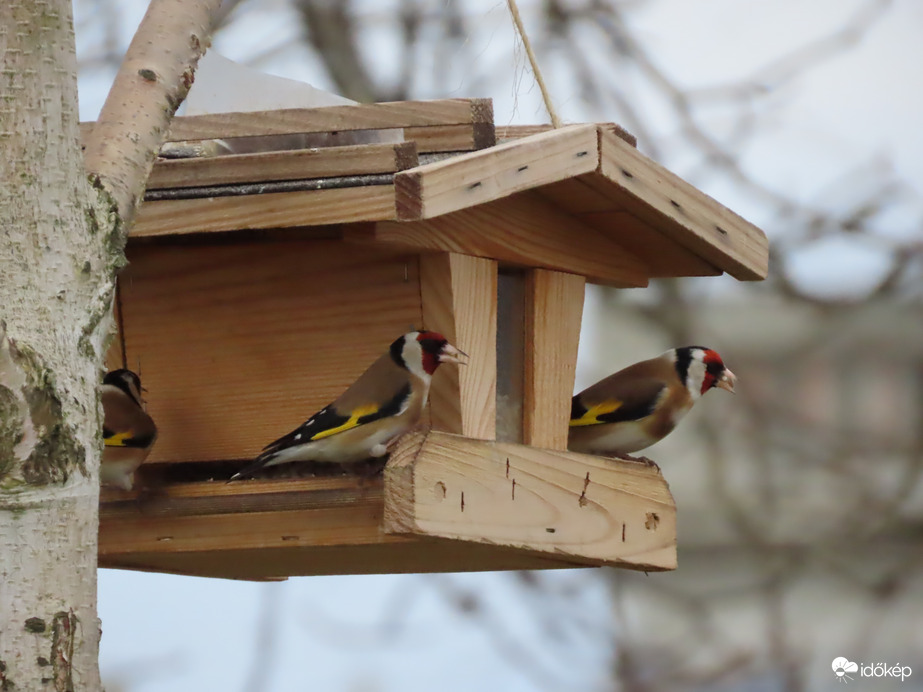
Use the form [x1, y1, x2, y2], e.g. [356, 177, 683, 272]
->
[0, 0, 216, 687]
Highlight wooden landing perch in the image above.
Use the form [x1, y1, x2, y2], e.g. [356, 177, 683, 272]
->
[385, 431, 676, 571]
[98, 431, 675, 580]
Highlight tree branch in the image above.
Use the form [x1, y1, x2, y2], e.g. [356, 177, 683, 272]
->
[82, 0, 221, 228]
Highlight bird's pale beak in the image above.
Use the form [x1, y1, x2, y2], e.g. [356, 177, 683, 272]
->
[716, 368, 737, 393]
[439, 343, 469, 365]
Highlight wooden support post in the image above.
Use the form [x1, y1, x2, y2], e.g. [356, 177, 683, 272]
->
[522, 269, 585, 450]
[420, 253, 497, 440]
[384, 431, 676, 572]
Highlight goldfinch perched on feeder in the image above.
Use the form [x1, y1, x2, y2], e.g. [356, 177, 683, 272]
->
[101, 369, 158, 490]
[231, 330, 467, 480]
[568, 346, 736, 458]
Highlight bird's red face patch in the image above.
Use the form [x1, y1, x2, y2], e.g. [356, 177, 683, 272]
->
[417, 331, 448, 375]
[700, 349, 726, 394]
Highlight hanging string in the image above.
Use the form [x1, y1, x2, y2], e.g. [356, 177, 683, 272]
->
[506, 0, 562, 129]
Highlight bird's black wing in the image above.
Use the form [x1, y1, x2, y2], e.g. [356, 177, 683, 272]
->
[231, 384, 412, 480]
[570, 379, 666, 426]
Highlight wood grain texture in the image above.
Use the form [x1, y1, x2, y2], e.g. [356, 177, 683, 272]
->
[358, 192, 650, 288]
[596, 128, 769, 280]
[420, 253, 497, 440]
[497, 122, 637, 148]
[523, 270, 585, 450]
[98, 475, 598, 579]
[538, 176, 721, 277]
[146, 142, 418, 189]
[404, 123, 496, 152]
[81, 98, 493, 142]
[384, 431, 677, 571]
[131, 185, 396, 237]
[395, 124, 599, 220]
[116, 240, 424, 463]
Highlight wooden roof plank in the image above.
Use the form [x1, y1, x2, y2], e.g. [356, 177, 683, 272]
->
[80, 98, 493, 144]
[498, 122, 637, 148]
[395, 124, 600, 221]
[595, 127, 770, 280]
[171, 98, 491, 140]
[147, 142, 418, 189]
[132, 185, 396, 237]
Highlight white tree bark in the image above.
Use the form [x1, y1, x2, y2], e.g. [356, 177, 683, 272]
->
[0, 0, 216, 688]
[0, 0, 107, 687]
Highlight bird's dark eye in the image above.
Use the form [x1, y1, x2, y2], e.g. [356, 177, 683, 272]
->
[419, 338, 446, 354]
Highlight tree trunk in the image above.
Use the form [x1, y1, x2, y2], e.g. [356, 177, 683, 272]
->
[0, 0, 106, 687]
[0, 0, 215, 688]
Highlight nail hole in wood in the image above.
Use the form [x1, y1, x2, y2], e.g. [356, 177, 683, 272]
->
[460, 491, 465, 512]
[621, 169, 633, 178]
[511, 478, 516, 500]
[716, 225, 728, 235]
[467, 181, 482, 191]
[517, 165, 529, 172]
[546, 528, 556, 533]
[670, 199, 681, 209]
[576, 151, 589, 157]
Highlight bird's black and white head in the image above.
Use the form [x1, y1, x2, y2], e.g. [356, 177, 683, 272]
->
[390, 331, 467, 381]
[103, 369, 145, 407]
[670, 347, 736, 401]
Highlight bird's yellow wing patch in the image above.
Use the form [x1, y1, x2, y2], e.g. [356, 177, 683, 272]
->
[310, 404, 380, 441]
[104, 431, 133, 447]
[569, 401, 622, 427]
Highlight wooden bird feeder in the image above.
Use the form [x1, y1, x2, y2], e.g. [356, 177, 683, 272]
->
[88, 98, 768, 580]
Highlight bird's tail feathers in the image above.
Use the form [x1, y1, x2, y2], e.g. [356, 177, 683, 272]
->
[229, 449, 280, 482]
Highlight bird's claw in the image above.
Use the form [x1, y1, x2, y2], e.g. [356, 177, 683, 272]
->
[619, 453, 661, 471]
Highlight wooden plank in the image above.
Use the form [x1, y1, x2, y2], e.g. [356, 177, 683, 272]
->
[405, 123, 495, 152]
[131, 185, 396, 237]
[420, 254, 497, 440]
[146, 142, 418, 189]
[81, 98, 493, 143]
[117, 240, 424, 463]
[101, 542, 578, 580]
[384, 431, 677, 572]
[98, 475, 598, 579]
[497, 122, 637, 148]
[582, 210, 721, 277]
[350, 192, 650, 288]
[523, 270, 585, 450]
[395, 124, 599, 220]
[596, 128, 769, 280]
[537, 176, 721, 277]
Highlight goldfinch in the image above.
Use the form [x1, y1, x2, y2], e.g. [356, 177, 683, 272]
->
[101, 369, 158, 490]
[568, 346, 736, 458]
[231, 330, 467, 480]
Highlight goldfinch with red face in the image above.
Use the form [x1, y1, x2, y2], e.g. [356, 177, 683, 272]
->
[101, 369, 158, 490]
[568, 346, 736, 458]
[231, 331, 467, 480]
